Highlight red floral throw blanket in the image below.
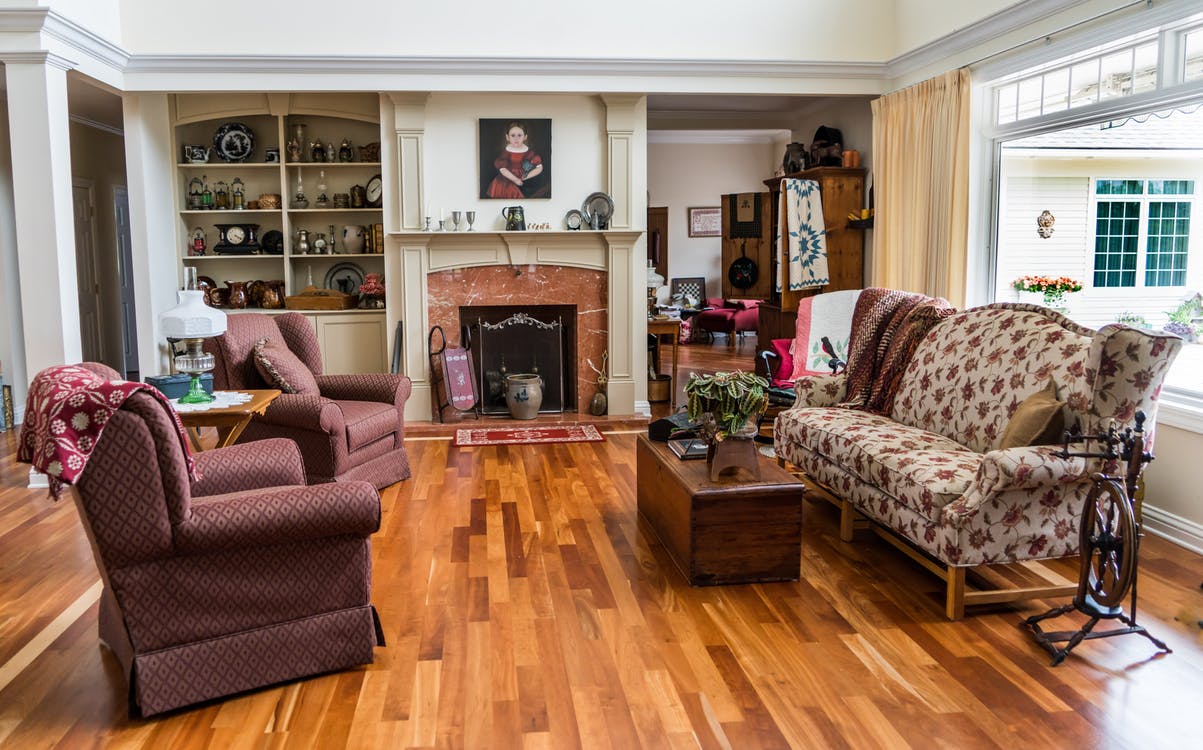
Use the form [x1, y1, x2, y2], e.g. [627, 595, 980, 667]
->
[18, 365, 196, 497]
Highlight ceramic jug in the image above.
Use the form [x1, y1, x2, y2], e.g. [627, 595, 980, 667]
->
[260, 280, 284, 309]
[342, 225, 366, 253]
[502, 206, 526, 231]
[224, 280, 248, 309]
[504, 373, 542, 419]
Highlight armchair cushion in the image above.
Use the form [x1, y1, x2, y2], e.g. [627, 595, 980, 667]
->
[191, 438, 305, 497]
[253, 338, 319, 395]
[734, 299, 761, 310]
[339, 400, 402, 452]
[998, 380, 1065, 449]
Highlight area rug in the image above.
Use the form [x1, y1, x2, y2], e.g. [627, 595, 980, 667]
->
[453, 424, 605, 447]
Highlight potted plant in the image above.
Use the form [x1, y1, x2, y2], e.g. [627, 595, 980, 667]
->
[684, 370, 769, 479]
[1012, 274, 1083, 309]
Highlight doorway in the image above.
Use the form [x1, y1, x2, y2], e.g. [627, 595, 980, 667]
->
[72, 180, 103, 363]
[114, 186, 139, 380]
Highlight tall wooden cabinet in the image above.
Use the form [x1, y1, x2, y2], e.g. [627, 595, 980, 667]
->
[757, 167, 866, 358]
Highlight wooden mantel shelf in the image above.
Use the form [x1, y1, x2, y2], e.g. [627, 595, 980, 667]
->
[388, 230, 643, 272]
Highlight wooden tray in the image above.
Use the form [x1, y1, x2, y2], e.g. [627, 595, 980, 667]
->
[284, 285, 357, 310]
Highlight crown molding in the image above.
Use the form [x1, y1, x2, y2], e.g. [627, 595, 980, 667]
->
[0, 50, 77, 71]
[69, 113, 123, 137]
[42, 10, 130, 73]
[648, 129, 790, 145]
[0, 8, 50, 31]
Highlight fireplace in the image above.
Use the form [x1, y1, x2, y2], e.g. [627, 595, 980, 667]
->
[461, 305, 576, 414]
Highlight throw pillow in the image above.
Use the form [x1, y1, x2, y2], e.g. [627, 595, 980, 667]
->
[769, 338, 795, 384]
[998, 380, 1065, 449]
[252, 337, 319, 395]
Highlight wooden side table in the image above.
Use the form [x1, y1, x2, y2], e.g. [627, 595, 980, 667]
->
[647, 318, 681, 407]
[636, 435, 804, 585]
[176, 390, 281, 451]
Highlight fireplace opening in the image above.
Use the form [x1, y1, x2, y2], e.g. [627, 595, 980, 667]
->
[461, 305, 577, 415]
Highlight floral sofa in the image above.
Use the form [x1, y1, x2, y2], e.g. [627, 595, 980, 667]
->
[774, 302, 1181, 619]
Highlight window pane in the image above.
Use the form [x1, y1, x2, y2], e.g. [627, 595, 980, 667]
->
[1043, 68, 1069, 113]
[1100, 49, 1135, 99]
[1186, 29, 1203, 82]
[1097, 179, 1143, 195]
[1017, 77, 1043, 120]
[1146, 201, 1191, 287]
[1070, 60, 1100, 107]
[1133, 42, 1159, 94]
[1094, 200, 1140, 287]
[997, 83, 1018, 124]
[1148, 179, 1195, 195]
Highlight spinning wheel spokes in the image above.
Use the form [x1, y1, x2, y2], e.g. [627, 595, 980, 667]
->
[1078, 478, 1137, 611]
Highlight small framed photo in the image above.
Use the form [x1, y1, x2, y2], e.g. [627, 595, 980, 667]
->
[687, 206, 721, 237]
[479, 118, 552, 199]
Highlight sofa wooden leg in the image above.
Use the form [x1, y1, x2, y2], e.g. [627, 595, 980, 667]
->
[839, 499, 856, 542]
[946, 567, 966, 620]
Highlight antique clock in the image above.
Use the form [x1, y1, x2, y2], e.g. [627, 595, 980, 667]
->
[212, 223, 261, 255]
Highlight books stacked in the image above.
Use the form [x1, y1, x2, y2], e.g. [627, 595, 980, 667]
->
[668, 437, 707, 460]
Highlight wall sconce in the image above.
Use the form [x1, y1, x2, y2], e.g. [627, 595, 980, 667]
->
[1037, 210, 1056, 239]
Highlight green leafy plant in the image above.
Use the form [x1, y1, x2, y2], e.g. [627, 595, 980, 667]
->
[1164, 298, 1203, 339]
[684, 370, 769, 439]
[1115, 311, 1150, 328]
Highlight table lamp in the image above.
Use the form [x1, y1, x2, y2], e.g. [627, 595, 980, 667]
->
[159, 270, 227, 404]
[647, 261, 665, 320]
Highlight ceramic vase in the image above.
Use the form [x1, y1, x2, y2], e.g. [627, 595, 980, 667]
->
[504, 374, 543, 420]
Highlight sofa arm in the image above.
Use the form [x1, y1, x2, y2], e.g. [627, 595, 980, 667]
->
[176, 480, 380, 554]
[317, 373, 412, 406]
[190, 438, 305, 497]
[257, 393, 344, 432]
[944, 446, 1091, 522]
[788, 374, 847, 408]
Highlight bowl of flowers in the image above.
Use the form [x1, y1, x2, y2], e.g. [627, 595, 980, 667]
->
[1013, 274, 1083, 310]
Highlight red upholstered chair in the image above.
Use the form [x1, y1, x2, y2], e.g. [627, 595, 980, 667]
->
[64, 362, 383, 717]
[693, 298, 762, 346]
[206, 312, 411, 489]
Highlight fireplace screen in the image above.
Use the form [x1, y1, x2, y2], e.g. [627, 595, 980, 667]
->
[463, 306, 573, 415]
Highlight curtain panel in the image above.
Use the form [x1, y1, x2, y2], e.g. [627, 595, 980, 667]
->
[870, 68, 970, 307]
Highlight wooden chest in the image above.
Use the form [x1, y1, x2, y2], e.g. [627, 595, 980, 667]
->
[636, 435, 805, 586]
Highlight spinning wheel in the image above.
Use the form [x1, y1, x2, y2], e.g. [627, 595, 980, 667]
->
[1078, 476, 1138, 614]
[1024, 412, 1171, 665]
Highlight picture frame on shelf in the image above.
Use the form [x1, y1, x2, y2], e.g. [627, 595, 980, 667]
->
[478, 118, 551, 200]
[687, 206, 721, 237]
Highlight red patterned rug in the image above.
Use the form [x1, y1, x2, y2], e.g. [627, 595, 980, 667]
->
[453, 424, 606, 447]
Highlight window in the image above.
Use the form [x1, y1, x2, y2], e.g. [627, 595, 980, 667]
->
[1092, 179, 1194, 289]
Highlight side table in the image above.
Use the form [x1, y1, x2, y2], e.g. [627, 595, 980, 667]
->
[176, 389, 281, 451]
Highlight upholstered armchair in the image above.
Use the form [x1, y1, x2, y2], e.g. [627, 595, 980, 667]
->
[59, 363, 384, 717]
[205, 312, 411, 489]
[693, 298, 761, 345]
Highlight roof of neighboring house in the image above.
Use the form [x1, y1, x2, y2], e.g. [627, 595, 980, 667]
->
[1007, 104, 1203, 149]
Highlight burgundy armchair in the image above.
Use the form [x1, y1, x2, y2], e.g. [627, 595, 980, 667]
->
[64, 363, 383, 717]
[206, 312, 411, 489]
[693, 298, 761, 345]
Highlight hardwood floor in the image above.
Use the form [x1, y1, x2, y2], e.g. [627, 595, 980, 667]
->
[1, 336, 1202, 748]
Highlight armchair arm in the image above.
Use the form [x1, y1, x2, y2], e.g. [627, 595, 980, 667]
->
[190, 438, 305, 497]
[317, 373, 412, 406]
[176, 480, 380, 554]
[257, 393, 344, 432]
[943, 446, 1091, 523]
[788, 374, 847, 408]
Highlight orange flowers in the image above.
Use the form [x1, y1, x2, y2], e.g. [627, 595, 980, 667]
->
[1012, 275, 1083, 294]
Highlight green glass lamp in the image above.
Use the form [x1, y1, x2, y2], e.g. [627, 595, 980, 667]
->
[159, 270, 227, 404]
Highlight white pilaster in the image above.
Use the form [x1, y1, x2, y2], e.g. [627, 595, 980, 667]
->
[4, 55, 82, 373]
[120, 93, 178, 376]
[389, 93, 429, 232]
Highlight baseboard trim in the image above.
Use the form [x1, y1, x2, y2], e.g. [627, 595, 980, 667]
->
[27, 469, 48, 490]
[1142, 503, 1203, 556]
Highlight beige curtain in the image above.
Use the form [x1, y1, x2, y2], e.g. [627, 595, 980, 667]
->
[870, 68, 970, 307]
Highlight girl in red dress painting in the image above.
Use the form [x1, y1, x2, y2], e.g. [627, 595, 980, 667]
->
[486, 122, 544, 199]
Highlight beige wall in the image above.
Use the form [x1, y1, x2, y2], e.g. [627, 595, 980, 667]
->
[647, 141, 777, 298]
[68, 121, 127, 373]
[1146, 423, 1203, 552]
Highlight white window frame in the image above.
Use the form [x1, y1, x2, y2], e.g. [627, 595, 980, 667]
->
[1088, 177, 1196, 291]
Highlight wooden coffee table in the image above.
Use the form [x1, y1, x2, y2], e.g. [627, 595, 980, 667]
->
[636, 434, 805, 586]
[176, 389, 281, 451]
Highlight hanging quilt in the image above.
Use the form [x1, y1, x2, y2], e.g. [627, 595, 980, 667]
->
[776, 178, 828, 291]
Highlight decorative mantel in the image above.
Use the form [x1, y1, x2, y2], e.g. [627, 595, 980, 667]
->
[385, 230, 643, 420]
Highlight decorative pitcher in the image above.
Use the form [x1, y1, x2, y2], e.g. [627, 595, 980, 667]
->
[504, 373, 542, 419]
[224, 280, 249, 309]
[501, 205, 526, 231]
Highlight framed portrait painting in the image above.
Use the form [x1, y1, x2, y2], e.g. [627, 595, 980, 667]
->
[687, 206, 721, 237]
[479, 118, 552, 199]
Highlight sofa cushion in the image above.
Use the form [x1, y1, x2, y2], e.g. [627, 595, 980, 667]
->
[998, 380, 1065, 449]
[775, 407, 981, 522]
[253, 338, 319, 395]
[337, 400, 399, 452]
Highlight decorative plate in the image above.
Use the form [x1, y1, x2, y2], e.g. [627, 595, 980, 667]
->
[260, 230, 284, 255]
[564, 209, 584, 230]
[213, 122, 255, 163]
[324, 262, 365, 297]
[581, 192, 614, 228]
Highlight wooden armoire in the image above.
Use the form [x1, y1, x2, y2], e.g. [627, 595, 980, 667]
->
[756, 167, 867, 356]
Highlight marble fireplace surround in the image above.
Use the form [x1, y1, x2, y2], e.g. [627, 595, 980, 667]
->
[385, 230, 643, 421]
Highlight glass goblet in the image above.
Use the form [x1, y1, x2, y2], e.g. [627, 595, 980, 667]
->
[451, 211, 463, 231]
[466, 211, 476, 231]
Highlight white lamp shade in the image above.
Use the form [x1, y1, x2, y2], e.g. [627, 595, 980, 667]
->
[160, 290, 227, 338]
